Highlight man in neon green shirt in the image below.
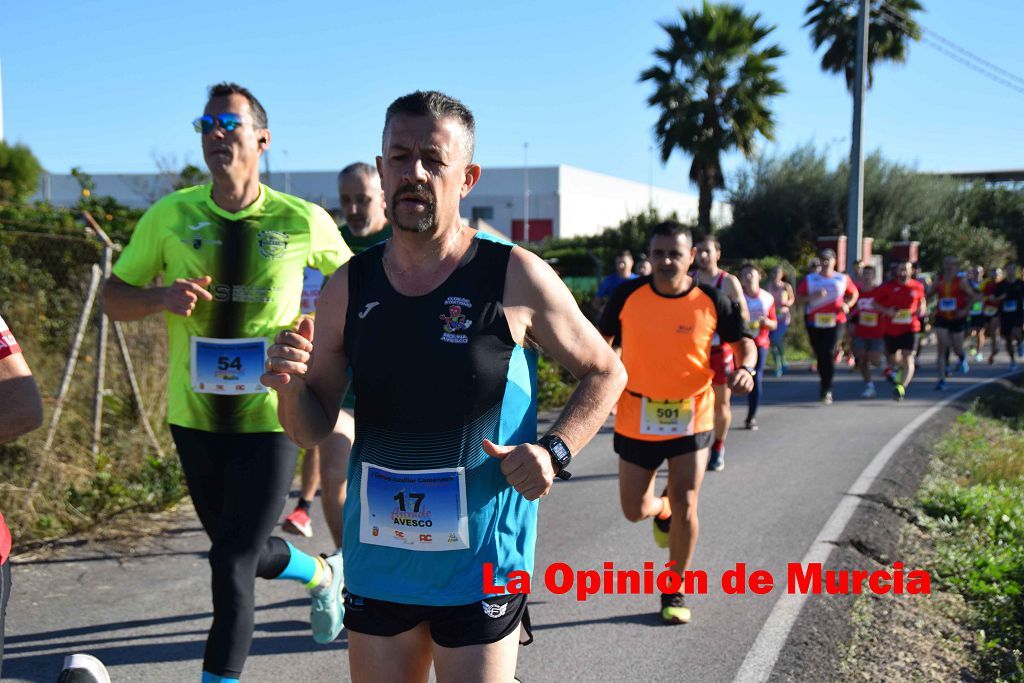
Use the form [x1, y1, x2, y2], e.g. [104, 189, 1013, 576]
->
[103, 82, 352, 683]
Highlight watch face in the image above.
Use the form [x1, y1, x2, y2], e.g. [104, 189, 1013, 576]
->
[543, 436, 571, 467]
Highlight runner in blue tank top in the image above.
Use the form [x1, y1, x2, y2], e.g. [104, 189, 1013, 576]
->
[262, 90, 626, 682]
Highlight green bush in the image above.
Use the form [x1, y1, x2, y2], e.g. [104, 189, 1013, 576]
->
[537, 355, 577, 411]
[722, 145, 1019, 269]
[918, 390, 1024, 681]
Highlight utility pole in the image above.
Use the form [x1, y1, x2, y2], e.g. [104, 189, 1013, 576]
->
[523, 142, 530, 242]
[648, 145, 654, 212]
[846, 0, 870, 272]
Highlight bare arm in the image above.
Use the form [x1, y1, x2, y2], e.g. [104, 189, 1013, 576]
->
[103, 274, 213, 321]
[506, 249, 626, 454]
[489, 248, 626, 499]
[783, 283, 795, 308]
[0, 351, 43, 444]
[264, 264, 351, 448]
[723, 275, 749, 321]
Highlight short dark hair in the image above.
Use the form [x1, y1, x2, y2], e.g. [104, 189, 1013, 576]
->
[207, 82, 268, 129]
[338, 162, 377, 183]
[696, 234, 721, 252]
[650, 220, 692, 244]
[384, 91, 476, 160]
[739, 261, 760, 275]
[616, 249, 634, 259]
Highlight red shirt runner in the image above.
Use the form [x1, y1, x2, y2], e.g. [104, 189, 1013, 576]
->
[853, 286, 885, 339]
[874, 279, 927, 335]
[934, 277, 969, 320]
[0, 314, 19, 564]
[797, 272, 858, 328]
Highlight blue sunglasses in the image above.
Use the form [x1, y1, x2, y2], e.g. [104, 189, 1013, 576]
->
[192, 113, 246, 134]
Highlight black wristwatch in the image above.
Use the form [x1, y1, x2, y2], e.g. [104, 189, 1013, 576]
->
[537, 434, 573, 481]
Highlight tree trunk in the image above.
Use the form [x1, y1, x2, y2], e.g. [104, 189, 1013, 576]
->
[698, 180, 713, 233]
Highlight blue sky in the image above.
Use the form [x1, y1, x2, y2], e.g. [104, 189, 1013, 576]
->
[2, 1, 1021, 196]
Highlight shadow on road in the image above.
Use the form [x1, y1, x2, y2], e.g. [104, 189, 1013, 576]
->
[3, 598, 344, 682]
[531, 610, 666, 631]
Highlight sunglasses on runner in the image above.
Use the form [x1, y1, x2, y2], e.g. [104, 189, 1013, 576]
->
[192, 113, 247, 134]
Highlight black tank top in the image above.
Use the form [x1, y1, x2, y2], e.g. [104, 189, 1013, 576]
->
[344, 236, 516, 432]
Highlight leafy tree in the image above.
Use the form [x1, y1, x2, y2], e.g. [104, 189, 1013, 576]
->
[723, 145, 1018, 269]
[174, 164, 210, 190]
[958, 183, 1024, 262]
[804, 0, 923, 91]
[723, 144, 844, 260]
[0, 141, 43, 203]
[640, 1, 785, 232]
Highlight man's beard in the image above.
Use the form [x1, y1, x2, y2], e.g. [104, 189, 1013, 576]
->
[391, 184, 436, 233]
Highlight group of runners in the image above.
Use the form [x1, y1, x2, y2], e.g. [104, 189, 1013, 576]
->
[840, 254, 1024, 401]
[1, 80, 1021, 682]
[97, 83, 626, 682]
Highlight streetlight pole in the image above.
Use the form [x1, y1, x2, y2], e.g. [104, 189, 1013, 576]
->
[523, 142, 530, 243]
[845, 0, 870, 272]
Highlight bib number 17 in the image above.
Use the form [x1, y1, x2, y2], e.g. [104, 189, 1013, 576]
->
[394, 491, 425, 512]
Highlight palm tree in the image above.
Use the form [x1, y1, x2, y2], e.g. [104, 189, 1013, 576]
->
[640, 2, 785, 232]
[804, 0, 923, 92]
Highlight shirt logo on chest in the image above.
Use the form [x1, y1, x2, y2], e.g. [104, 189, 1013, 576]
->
[358, 301, 380, 319]
[439, 296, 473, 344]
[257, 230, 289, 259]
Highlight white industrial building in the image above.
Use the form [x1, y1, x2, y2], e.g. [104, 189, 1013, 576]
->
[30, 164, 729, 240]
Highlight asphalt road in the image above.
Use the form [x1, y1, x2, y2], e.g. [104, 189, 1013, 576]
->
[4, 353, 1015, 682]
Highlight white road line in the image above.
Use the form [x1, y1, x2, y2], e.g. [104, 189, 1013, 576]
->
[733, 371, 1017, 683]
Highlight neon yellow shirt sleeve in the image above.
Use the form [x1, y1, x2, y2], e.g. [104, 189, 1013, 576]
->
[111, 203, 167, 286]
[308, 205, 351, 276]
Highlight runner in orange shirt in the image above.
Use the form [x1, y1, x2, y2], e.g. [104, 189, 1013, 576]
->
[600, 221, 755, 624]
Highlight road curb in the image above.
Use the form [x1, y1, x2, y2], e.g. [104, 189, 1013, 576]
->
[734, 370, 1021, 683]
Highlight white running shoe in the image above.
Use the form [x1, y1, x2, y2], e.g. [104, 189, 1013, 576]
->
[861, 384, 876, 398]
[57, 654, 111, 683]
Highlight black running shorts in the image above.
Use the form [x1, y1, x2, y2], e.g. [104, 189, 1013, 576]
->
[933, 318, 966, 334]
[614, 431, 715, 471]
[342, 589, 527, 647]
[1000, 317, 1023, 338]
[884, 333, 916, 354]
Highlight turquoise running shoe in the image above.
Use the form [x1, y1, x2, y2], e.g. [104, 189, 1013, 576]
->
[311, 554, 345, 644]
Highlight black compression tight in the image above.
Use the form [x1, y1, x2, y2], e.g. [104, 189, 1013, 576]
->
[171, 426, 298, 678]
[807, 324, 844, 396]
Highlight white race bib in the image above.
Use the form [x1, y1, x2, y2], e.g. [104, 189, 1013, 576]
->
[984, 305, 999, 316]
[640, 397, 695, 436]
[190, 337, 269, 395]
[359, 464, 469, 552]
[300, 266, 326, 316]
[813, 312, 837, 328]
[859, 311, 879, 327]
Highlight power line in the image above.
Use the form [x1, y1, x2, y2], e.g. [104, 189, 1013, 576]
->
[872, 4, 1024, 97]
[877, 2, 1024, 88]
